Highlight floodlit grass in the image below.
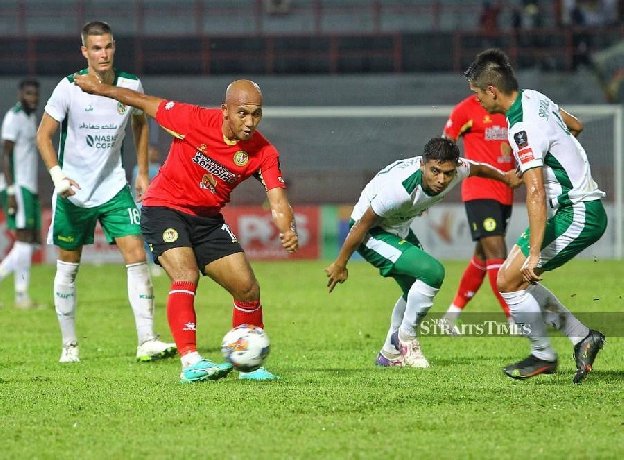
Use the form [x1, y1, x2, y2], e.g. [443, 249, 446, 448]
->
[1, 259, 623, 459]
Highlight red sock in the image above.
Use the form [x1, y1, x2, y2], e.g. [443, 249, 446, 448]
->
[167, 281, 198, 356]
[452, 256, 487, 308]
[232, 300, 264, 328]
[486, 258, 511, 318]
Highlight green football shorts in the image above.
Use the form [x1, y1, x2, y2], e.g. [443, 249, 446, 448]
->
[356, 227, 445, 296]
[1, 186, 41, 231]
[50, 185, 142, 250]
[517, 200, 607, 271]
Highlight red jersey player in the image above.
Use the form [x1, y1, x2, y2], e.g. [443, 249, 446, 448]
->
[442, 95, 515, 331]
[73, 76, 298, 382]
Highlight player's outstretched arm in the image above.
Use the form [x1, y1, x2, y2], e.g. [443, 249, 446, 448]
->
[325, 206, 379, 293]
[560, 108, 583, 137]
[469, 161, 522, 188]
[73, 73, 163, 118]
[266, 187, 299, 253]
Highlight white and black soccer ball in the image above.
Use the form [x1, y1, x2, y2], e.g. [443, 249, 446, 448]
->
[221, 324, 270, 372]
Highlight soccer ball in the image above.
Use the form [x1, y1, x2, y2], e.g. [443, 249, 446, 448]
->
[221, 324, 270, 372]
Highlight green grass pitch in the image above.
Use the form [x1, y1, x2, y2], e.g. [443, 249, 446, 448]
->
[1, 259, 622, 459]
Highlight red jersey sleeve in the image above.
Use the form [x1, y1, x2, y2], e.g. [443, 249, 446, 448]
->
[155, 100, 209, 141]
[250, 135, 286, 191]
[443, 98, 473, 141]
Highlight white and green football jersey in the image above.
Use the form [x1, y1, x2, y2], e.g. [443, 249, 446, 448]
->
[44, 69, 144, 208]
[506, 89, 605, 208]
[352, 156, 471, 238]
[1, 102, 38, 193]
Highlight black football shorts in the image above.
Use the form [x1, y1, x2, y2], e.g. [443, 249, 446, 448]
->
[141, 206, 243, 273]
[464, 199, 512, 241]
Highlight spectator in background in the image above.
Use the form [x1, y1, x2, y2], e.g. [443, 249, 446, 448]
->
[479, 1, 503, 48]
[132, 144, 162, 276]
[36, 21, 176, 363]
[0, 79, 43, 309]
[441, 95, 515, 332]
[479, 1, 502, 33]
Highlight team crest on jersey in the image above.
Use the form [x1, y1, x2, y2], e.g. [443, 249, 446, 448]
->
[483, 115, 492, 124]
[198, 144, 207, 152]
[162, 228, 178, 243]
[117, 102, 128, 115]
[513, 131, 529, 149]
[483, 218, 497, 232]
[233, 150, 249, 167]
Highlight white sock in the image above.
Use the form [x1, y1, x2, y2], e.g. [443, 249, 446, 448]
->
[13, 242, 34, 302]
[382, 297, 406, 355]
[127, 262, 156, 345]
[0, 245, 19, 280]
[399, 280, 438, 340]
[181, 351, 202, 368]
[527, 283, 590, 346]
[54, 260, 80, 346]
[500, 289, 557, 361]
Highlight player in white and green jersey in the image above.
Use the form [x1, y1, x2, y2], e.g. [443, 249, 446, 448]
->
[325, 138, 520, 368]
[465, 48, 606, 384]
[0, 79, 42, 309]
[37, 21, 175, 364]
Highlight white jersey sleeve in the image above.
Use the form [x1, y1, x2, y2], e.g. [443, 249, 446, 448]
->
[370, 186, 410, 218]
[508, 120, 549, 173]
[1, 110, 18, 141]
[44, 78, 72, 123]
[456, 158, 472, 180]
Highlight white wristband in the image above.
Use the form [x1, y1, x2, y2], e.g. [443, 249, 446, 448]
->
[6, 184, 15, 195]
[49, 165, 71, 193]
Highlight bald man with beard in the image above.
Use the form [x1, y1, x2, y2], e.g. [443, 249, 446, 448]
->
[74, 75, 299, 383]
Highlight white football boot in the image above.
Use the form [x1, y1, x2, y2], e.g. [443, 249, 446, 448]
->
[59, 343, 80, 363]
[136, 338, 177, 362]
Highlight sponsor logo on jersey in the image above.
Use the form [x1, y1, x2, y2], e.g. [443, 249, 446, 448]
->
[518, 147, 534, 164]
[483, 217, 497, 232]
[484, 125, 507, 141]
[198, 144, 207, 152]
[483, 115, 492, 124]
[513, 130, 529, 149]
[84, 105, 94, 112]
[192, 151, 238, 184]
[162, 228, 178, 243]
[200, 174, 217, 193]
[117, 102, 128, 115]
[86, 134, 118, 148]
[57, 235, 75, 243]
[233, 150, 249, 166]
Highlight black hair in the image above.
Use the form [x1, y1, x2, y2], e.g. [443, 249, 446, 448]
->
[19, 79, 39, 90]
[464, 48, 518, 93]
[422, 137, 460, 163]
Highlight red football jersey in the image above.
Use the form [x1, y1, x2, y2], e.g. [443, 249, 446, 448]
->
[142, 101, 285, 216]
[443, 95, 514, 205]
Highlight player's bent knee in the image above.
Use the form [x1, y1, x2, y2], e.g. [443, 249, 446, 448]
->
[497, 267, 514, 293]
[234, 280, 260, 302]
